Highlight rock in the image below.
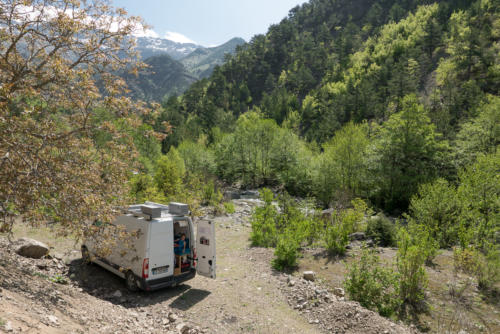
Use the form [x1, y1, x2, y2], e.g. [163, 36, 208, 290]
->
[303, 271, 316, 281]
[15, 238, 49, 259]
[333, 287, 345, 297]
[176, 323, 190, 334]
[366, 239, 375, 248]
[349, 232, 366, 241]
[112, 290, 122, 298]
[4, 321, 13, 332]
[47, 315, 59, 326]
[288, 280, 296, 287]
[168, 312, 179, 323]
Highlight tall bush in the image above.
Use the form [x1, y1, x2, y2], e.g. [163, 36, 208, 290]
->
[250, 189, 279, 247]
[344, 248, 400, 317]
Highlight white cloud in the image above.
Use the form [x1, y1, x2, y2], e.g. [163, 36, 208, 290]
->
[164, 31, 197, 45]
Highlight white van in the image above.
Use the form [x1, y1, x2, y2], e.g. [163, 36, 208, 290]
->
[81, 202, 216, 291]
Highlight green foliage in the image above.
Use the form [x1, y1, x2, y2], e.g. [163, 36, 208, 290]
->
[272, 230, 300, 271]
[455, 96, 500, 167]
[454, 244, 500, 294]
[457, 151, 500, 249]
[324, 199, 369, 256]
[372, 94, 448, 211]
[223, 201, 235, 214]
[397, 227, 429, 312]
[129, 173, 166, 203]
[177, 139, 216, 177]
[324, 220, 350, 256]
[250, 189, 279, 247]
[344, 248, 400, 317]
[365, 215, 397, 247]
[50, 274, 68, 284]
[313, 122, 369, 207]
[408, 179, 460, 248]
[154, 147, 185, 199]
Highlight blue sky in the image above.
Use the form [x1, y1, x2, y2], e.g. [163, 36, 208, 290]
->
[112, 0, 307, 46]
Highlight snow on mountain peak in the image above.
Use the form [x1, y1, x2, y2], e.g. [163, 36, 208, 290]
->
[164, 31, 197, 45]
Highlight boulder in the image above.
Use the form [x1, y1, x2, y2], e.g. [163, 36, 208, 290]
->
[349, 232, 366, 241]
[15, 237, 49, 259]
[303, 271, 316, 281]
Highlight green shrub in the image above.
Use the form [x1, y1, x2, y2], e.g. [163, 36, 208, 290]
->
[272, 231, 300, 271]
[477, 246, 500, 292]
[324, 219, 349, 256]
[223, 201, 235, 214]
[406, 221, 439, 265]
[177, 139, 216, 177]
[344, 248, 400, 317]
[397, 228, 429, 312]
[454, 244, 500, 293]
[154, 147, 185, 199]
[365, 214, 397, 247]
[250, 188, 279, 247]
[408, 178, 460, 248]
[324, 200, 368, 255]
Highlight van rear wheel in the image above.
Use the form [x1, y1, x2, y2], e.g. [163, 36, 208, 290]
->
[125, 271, 139, 292]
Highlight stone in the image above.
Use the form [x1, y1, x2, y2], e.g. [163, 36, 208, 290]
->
[176, 323, 190, 334]
[47, 315, 59, 326]
[4, 321, 13, 332]
[333, 287, 345, 297]
[349, 232, 366, 241]
[15, 238, 49, 259]
[366, 239, 375, 248]
[303, 271, 316, 281]
[288, 280, 296, 287]
[168, 312, 179, 323]
[112, 290, 122, 298]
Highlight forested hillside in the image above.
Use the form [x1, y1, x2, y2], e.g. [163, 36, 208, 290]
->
[148, 0, 498, 212]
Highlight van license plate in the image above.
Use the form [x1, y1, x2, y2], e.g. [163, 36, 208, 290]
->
[152, 266, 168, 275]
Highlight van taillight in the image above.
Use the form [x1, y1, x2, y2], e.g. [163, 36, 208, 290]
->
[142, 258, 149, 278]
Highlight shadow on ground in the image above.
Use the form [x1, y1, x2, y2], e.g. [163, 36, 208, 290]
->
[67, 259, 210, 310]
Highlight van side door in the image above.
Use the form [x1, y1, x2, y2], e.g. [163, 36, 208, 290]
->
[196, 220, 216, 279]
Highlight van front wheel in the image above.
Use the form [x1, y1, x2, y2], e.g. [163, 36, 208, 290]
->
[125, 271, 139, 292]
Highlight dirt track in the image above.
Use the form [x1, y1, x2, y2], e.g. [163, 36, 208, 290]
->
[0, 200, 412, 333]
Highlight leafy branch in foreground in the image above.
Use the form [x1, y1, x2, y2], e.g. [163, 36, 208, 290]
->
[0, 0, 160, 245]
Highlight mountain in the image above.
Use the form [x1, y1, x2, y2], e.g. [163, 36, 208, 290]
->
[181, 37, 246, 78]
[135, 37, 200, 60]
[122, 54, 197, 102]
[123, 37, 245, 101]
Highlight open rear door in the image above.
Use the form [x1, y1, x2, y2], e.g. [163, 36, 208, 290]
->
[196, 220, 216, 279]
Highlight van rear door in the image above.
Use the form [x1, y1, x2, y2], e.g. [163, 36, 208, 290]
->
[148, 221, 174, 279]
[196, 220, 216, 279]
